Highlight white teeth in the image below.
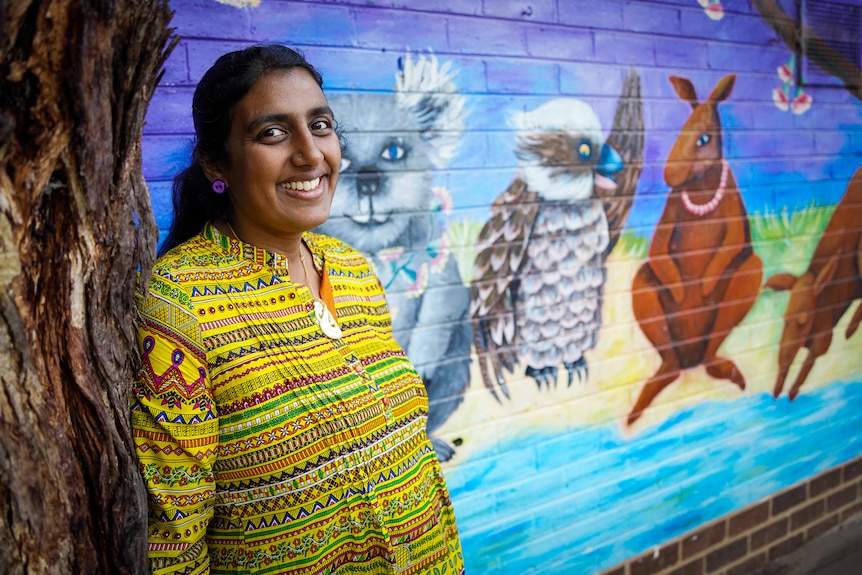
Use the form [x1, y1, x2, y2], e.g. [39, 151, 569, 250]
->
[281, 177, 320, 191]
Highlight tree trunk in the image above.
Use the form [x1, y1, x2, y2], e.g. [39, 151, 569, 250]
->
[0, 1, 175, 572]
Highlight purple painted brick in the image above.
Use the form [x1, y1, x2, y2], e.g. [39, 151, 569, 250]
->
[448, 14, 527, 56]
[186, 40, 257, 83]
[168, 0, 252, 39]
[144, 87, 195, 135]
[463, 94, 519, 130]
[158, 41, 190, 86]
[148, 181, 175, 230]
[622, 2, 681, 35]
[727, 131, 776, 159]
[485, 58, 558, 94]
[559, 63, 624, 97]
[142, 136, 195, 181]
[308, 49, 403, 91]
[525, 25, 593, 60]
[708, 44, 788, 73]
[659, 38, 709, 69]
[814, 131, 851, 155]
[794, 105, 834, 128]
[558, 0, 623, 29]
[594, 32, 655, 65]
[728, 73, 779, 103]
[775, 132, 815, 157]
[482, 0, 557, 23]
[680, 9, 773, 45]
[356, 9, 447, 50]
[250, 2, 356, 46]
[751, 104, 798, 130]
[393, 0, 481, 14]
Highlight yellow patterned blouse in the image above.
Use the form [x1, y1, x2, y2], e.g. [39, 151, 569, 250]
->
[131, 223, 464, 575]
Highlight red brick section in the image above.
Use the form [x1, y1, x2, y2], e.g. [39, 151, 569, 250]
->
[597, 454, 862, 575]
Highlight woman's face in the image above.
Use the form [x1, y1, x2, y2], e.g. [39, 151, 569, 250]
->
[217, 67, 341, 244]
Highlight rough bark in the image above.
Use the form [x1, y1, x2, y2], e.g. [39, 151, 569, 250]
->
[751, 0, 862, 103]
[0, 1, 175, 573]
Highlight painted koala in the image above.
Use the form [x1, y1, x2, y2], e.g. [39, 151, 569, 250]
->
[318, 53, 470, 461]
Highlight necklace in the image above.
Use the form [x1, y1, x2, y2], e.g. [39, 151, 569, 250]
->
[299, 245, 343, 340]
[224, 219, 342, 339]
[680, 159, 729, 216]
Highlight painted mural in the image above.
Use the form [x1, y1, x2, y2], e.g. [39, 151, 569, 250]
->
[142, 1, 862, 574]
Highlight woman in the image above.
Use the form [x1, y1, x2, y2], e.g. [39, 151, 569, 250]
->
[131, 44, 465, 575]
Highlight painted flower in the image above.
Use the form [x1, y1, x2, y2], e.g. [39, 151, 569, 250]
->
[777, 63, 794, 84]
[431, 186, 454, 215]
[698, 0, 724, 20]
[428, 235, 450, 273]
[773, 57, 811, 115]
[405, 263, 429, 299]
[377, 247, 404, 264]
[772, 87, 790, 112]
[790, 89, 812, 115]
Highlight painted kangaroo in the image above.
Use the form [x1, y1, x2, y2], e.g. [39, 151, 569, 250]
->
[765, 167, 862, 399]
[629, 74, 763, 425]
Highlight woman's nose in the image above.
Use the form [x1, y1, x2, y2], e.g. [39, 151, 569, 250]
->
[291, 130, 323, 166]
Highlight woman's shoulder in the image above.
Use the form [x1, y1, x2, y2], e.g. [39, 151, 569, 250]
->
[152, 226, 232, 278]
[305, 232, 370, 265]
[305, 231, 358, 254]
[305, 232, 384, 287]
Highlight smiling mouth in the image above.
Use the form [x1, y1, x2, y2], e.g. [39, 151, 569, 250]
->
[279, 177, 321, 191]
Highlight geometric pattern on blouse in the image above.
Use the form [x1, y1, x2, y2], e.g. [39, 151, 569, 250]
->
[131, 222, 464, 575]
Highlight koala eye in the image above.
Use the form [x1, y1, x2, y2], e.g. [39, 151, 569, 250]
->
[577, 141, 592, 160]
[696, 133, 711, 148]
[339, 158, 352, 173]
[381, 144, 406, 162]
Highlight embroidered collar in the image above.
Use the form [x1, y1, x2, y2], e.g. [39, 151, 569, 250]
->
[202, 221, 325, 279]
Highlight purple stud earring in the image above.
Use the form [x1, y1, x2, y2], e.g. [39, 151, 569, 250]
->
[212, 179, 226, 194]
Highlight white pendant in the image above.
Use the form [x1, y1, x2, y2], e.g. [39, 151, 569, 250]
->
[313, 300, 343, 339]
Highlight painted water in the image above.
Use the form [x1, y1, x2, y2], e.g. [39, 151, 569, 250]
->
[447, 381, 862, 574]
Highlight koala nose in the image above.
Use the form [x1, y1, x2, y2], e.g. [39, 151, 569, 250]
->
[357, 165, 381, 197]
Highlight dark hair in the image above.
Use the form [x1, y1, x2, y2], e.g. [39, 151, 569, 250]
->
[160, 44, 334, 255]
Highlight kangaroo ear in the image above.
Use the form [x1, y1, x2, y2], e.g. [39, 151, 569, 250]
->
[765, 273, 797, 291]
[707, 74, 736, 104]
[669, 76, 699, 109]
[814, 253, 840, 296]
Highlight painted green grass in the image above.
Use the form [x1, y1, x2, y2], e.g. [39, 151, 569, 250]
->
[749, 201, 834, 277]
[445, 217, 485, 286]
[444, 202, 834, 287]
[613, 230, 650, 260]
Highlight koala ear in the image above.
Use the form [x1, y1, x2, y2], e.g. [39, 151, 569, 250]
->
[395, 53, 466, 168]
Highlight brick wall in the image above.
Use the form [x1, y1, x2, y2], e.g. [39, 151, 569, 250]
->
[600, 455, 862, 575]
[144, 1, 862, 573]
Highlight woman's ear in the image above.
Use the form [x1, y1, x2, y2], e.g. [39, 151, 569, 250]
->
[199, 159, 226, 185]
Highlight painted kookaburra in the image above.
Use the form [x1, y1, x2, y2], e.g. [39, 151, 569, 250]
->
[471, 70, 644, 400]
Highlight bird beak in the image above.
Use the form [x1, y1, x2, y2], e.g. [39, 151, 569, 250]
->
[597, 143, 624, 177]
[594, 143, 624, 190]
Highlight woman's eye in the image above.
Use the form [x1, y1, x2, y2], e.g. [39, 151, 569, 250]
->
[696, 133, 711, 147]
[339, 158, 352, 173]
[260, 127, 287, 140]
[311, 119, 332, 132]
[380, 144, 406, 161]
[578, 142, 592, 159]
